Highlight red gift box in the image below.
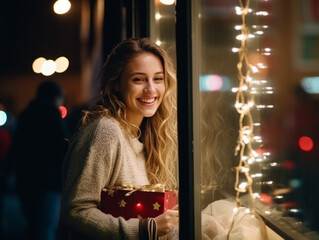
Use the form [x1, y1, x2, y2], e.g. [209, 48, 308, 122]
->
[100, 186, 178, 220]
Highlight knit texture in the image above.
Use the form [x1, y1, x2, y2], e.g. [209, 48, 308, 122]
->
[58, 117, 150, 240]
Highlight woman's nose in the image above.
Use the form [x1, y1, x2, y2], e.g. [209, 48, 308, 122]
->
[144, 80, 155, 93]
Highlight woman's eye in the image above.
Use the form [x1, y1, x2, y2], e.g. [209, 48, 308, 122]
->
[133, 77, 144, 82]
[154, 77, 164, 81]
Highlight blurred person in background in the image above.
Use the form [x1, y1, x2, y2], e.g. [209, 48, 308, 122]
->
[9, 80, 70, 240]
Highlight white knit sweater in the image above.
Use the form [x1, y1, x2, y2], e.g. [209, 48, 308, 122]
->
[58, 117, 150, 240]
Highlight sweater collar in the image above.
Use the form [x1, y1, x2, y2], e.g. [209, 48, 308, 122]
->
[128, 134, 144, 155]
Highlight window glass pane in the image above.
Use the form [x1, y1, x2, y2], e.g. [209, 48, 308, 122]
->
[197, 0, 319, 238]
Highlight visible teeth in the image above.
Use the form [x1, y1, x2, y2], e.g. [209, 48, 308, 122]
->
[139, 98, 155, 103]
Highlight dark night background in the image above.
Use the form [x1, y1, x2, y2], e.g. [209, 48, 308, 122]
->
[0, 0, 81, 76]
[0, 2, 84, 239]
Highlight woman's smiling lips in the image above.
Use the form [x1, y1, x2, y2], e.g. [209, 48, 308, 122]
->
[137, 97, 157, 104]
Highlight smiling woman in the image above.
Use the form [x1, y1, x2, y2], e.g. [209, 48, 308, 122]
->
[116, 53, 166, 127]
[57, 38, 179, 240]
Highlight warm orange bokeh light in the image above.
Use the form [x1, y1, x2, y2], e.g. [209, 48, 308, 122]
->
[32, 57, 46, 73]
[55, 56, 69, 73]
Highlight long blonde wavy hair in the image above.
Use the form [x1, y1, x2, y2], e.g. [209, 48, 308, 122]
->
[81, 38, 178, 189]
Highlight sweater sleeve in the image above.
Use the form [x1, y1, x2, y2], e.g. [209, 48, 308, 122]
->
[60, 118, 140, 240]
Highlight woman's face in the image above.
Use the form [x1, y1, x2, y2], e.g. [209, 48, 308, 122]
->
[118, 52, 165, 127]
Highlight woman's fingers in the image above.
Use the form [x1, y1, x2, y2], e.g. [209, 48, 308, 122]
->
[172, 204, 179, 210]
[154, 209, 179, 236]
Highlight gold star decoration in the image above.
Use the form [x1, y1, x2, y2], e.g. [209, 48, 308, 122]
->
[153, 202, 161, 211]
[108, 189, 115, 197]
[119, 199, 126, 208]
[137, 214, 143, 220]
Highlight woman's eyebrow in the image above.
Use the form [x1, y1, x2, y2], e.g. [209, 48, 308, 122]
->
[154, 71, 164, 75]
[128, 72, 146, 77]
[128, 71, 164, 77]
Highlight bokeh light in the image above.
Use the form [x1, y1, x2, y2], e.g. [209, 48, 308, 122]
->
[33, 57, 69, 76]
[0, 111, 7, 126]
[54, 0, 71, 15]
[41, 60, 57, 76]
[58, 105, 68, 119]
[283, 160, 295, 169]
[135, 202, 143, 209]
[298, 136, 314, 152]
[160, 0, 175, 5]
[32, 57, 46, 73]
[259, 193, 273, 205]
[289, 179, 303, 188]
[55, 56, 69, 73]
[301, 76, 319, 94]
[155, 13, 162, 20]
[200, 74, 231, 92]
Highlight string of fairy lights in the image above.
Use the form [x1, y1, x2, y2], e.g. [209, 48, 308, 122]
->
[231, 0, 273, 217]
[232, 0, 257, 214]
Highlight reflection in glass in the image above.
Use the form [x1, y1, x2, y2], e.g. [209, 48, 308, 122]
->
[198, 0, 319, 238]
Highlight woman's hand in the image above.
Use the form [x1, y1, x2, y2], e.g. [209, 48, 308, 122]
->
[154, 205, 179, 237]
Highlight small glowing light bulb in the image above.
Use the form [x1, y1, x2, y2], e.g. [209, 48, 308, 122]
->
[253, 193, 260, 198]
[241, 167, 249, 172]
[251, 65, 259, 73]
[232, 47, 239, 53]
[239, 182, 248, 190]
[248, 101, 254, 107]
[242, 135, 250, 144]
[243, 128, 251, 135]
[256, 11, 269, 16]
[236, 34, 245, 40]
[241, 156, 248, 161]
[155, 13, 161, 20]
[248, 157, 255, 164]
[231, 87, 239, 92]
[235, 102, 242, 109]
